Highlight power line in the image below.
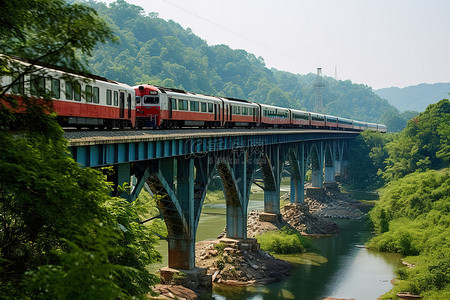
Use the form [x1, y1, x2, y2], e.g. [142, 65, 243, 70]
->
[159, 0, 302, 63]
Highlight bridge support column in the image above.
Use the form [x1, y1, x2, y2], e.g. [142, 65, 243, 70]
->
[261, 145, 285, 215]
[289, 144, 306, 204]
[218, 149, 256, 239]
[173, 158, 195, 270]
[146, 155, 216, 271]
[310, 142, 324, 188]
[334, 140, 344, 180]
[306, 142, 326, 200]
[341, 141, 349, 179]
[324, 143, 335, 183]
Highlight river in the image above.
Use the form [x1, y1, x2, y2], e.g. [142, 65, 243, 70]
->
[150, 187, 403, 300]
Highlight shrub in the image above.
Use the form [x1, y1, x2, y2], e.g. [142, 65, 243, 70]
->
[257, 226, 311, 254]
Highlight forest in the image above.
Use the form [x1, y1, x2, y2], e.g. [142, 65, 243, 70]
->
[347, 100, 450, 299]
[83, 0, 413, 129]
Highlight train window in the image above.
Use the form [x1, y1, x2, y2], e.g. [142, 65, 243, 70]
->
[178, 99, 188, 110]
[74, 83, 81, 101]
[208, 103, 213, 113]
[85, 85, 93, 102]
[93, 87, 99, 103]
[65, 81, 73, 100]
[201, 102, 207, 112]
[113, 91, 118, 106]
[190, 100, 199, 112]
[107, 90, 112, 105]
[10, 72, 24, 95]
[143, 96, 159, 104]
[51, 77, 60, 99]
[135, 95, 141, 104]
[243, 107, 248, 115]
[170, 98, 177, 110]
[30, 75, 46, 96]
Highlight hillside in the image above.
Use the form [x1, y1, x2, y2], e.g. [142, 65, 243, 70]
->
[85, 0, 394, 123]
[375, 82, 450, 112]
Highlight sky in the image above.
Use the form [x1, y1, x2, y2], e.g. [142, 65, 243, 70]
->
[100, 0, 450, 89]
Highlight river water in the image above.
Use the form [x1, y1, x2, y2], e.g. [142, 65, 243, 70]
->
[151, 187, 403, 300]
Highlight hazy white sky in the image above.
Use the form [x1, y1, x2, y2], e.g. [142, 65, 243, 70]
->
[101, 0, 450, 89]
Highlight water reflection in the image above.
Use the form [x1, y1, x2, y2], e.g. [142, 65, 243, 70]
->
[212, 219, 403, 300]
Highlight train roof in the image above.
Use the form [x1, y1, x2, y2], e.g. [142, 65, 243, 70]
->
[259, 103, 290, 110]
[3, 54, 123, 85]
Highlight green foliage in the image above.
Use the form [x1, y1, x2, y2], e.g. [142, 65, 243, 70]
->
[368, 99, 450, 299]
[171, 272, 187, 285]
[383, 99, 450, 181]
[257, 226, 311, 254]
[0, 118, 162, 297]
[368, 169, 450, 297]
[369, 169, 449, 235]
[0, 0, 161, 298]
[344, 130, 393, 189]
[216, 259, 225, 270]
[214, 242, 227, 256]
[0, 0, 113, 73]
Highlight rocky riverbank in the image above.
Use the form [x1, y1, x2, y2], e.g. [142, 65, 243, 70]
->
[195, 238, 293, 286]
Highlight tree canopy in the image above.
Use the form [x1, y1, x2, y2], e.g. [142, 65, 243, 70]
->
[0, 0, 162, 298]
[383, 99, 450, 181]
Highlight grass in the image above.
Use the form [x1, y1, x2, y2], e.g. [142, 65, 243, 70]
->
[257, 226, 312, 255]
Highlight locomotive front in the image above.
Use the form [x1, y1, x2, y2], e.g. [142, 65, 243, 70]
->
[134, 84, 161, 128]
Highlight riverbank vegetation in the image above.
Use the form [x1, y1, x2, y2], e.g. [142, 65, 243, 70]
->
[257, 226, 312, 254]
[0, 0, 162, 298]
[356, 99, 450, 299]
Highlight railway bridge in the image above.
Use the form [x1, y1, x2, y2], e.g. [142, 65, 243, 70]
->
[66, 128, 355, 273]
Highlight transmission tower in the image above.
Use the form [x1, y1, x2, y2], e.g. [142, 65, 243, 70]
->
[314, 67, 325, 113]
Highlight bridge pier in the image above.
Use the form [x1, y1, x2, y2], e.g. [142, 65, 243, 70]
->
[289, 144, 307, 204]
[324, 142, 335, 184]
[310, 142, 324, 188]
[144, 155, 215, 271]
[218, 149, 256, 239]
[261, 145, 285, 216]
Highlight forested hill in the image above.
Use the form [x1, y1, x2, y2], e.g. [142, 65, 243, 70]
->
[375, 82, 450, 112]
[86, 0, 393, 123]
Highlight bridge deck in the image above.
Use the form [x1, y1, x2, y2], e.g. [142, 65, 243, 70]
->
[65, 128, 358, 146]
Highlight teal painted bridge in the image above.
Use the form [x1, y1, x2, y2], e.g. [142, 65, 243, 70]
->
[66, 128, 356, 270]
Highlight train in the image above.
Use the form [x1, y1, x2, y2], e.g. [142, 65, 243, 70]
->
[134, 84, 386, 132]
[1, 56, 387, 133]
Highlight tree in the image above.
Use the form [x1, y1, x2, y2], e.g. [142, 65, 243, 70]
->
[379, 107, 406, 132]
[383, 99, 450, 181]
[0, 0, 161, 297]
[344, 130, 392, 189]
[0, 0, 113, 72]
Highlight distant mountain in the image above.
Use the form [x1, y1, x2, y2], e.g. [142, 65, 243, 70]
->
[375, 83, 450, 112]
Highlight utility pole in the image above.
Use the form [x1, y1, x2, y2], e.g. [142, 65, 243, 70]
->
[314, 67, 325, 113]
